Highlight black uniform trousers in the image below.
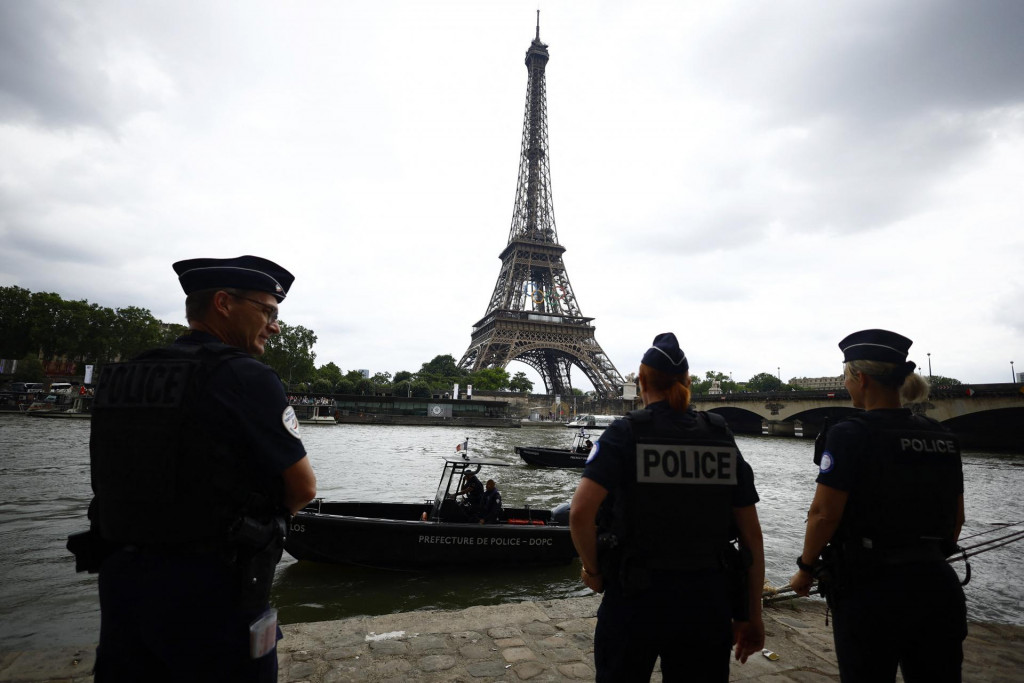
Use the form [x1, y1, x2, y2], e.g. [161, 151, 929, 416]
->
[96, 547, 279, 683]
[830, 560, 967, 682]
[594, 568, 733, 682]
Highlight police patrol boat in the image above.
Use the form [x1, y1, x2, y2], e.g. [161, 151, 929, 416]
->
[284, 457, 576, 568]
[514, 428, 593, 469]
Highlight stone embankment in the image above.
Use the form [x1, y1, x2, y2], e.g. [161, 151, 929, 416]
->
[1, 597, 1021, 682]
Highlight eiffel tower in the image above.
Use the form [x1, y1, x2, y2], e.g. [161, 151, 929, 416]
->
[458, 15, 623, 398]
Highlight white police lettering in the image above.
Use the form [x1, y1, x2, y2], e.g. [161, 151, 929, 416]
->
[415, 535, 552, 547]
[282, 405, 302, 440]
[635, 444, 738, 484]
[899, 437, 958, 454]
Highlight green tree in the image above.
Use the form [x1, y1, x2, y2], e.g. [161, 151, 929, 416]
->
[468, 367, 510, 391]
[262, 322, 318, 385]
[316, 362, 343, 387]
[311, 378, 333, 394]
[509, 371, 534, 393]
[11, 355, 45, 383]
[393, 370, 414, 384]
[747, 372, 784, 392]
[410, 380, 432, 398]
[112, 306, 167, 361]
[928, 375, 962, 387]
[334, 378, 355, 394]
[0, 286, 33, 358]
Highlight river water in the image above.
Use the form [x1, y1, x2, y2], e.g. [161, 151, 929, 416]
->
[1, 415, 1021, 652]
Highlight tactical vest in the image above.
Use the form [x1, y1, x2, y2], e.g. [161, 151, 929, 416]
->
[90, 342, 281, 547]
[611, 409, 739, 571]
[836, 411, 962, 563]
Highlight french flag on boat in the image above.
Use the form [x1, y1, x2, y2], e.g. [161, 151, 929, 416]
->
[455, 438, 469, 455]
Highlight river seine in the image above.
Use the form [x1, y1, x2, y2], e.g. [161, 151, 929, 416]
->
[1, 415, 1021, 652]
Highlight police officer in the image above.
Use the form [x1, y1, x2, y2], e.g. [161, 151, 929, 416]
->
[81, 255, 317, 682]
[458, 469, 484, 515]
[479, 479, 502, 524]
[789, 329, 966, 682]
[569, 333, 766, 681]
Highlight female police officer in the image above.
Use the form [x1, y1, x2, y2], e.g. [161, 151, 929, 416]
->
[789, 329, 966, 682]
[569, 333, 765, 681]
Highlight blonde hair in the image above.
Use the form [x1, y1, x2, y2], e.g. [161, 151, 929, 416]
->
[844, 360, 930, 404]
[639, 363, 691, 414]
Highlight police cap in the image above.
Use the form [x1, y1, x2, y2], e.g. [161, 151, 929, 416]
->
[172, 255, 294, 301]
[839, 329, 912, 364]
[641, 332, 689, 375]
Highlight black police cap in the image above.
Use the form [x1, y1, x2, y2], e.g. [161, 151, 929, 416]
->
[839, 329, 912, 364]
[172, 255, 294, 302]
[641, 332, 689, 375]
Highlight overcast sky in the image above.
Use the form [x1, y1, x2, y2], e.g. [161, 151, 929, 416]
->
[2, 0, 1022, 389]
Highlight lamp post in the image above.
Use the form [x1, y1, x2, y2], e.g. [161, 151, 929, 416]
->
[927, 352, 932, 379]
[1012, 361, 1016, 383]
[777, 366, 780, 380]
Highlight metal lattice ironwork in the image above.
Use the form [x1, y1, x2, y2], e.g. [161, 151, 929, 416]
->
[458, 16, 623, 398]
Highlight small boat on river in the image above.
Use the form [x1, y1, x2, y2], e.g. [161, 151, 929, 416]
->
[284, 457, 576, 568]
[26, 395, 93, 419]
[515, 428, 594, 469]
[292, 400, 337, 425]
[565, 414, 620, 429]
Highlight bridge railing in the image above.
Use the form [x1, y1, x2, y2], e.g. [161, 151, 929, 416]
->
[692, 383, 1021, 403]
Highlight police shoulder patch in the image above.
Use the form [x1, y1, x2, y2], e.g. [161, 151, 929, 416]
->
[282, 405, 302, 440]
[819, 451, 834, 473]
[585, 441, 600, 463]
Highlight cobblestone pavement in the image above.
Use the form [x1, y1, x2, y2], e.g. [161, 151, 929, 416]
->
[2, 597, 1021, 682]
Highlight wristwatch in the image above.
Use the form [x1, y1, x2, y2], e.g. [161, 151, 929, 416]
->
[795, 555, 815, 572]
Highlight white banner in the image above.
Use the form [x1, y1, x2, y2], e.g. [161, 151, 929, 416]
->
[84, 365, 94, 384]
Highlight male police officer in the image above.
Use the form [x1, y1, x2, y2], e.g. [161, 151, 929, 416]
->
[569, 333, 765, 682]
[78, 255, 316, 682]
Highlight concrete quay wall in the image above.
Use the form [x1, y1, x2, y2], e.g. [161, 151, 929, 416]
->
[2, 596, 1022, 682]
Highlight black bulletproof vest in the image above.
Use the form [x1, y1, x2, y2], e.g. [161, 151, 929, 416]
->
[616, 409, 739, 570]
[90, 342, 279, 546]
[838, 411, 962, 556]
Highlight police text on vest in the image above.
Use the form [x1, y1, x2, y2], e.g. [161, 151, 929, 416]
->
[635, 445, 739, 485]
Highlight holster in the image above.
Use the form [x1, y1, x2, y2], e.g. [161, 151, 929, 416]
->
[231, 516, 286, 610]
[815, 544, 843, 605]
[67, 527, 119, 574]
[596, 531, 622, 588]
[723, 541, 753, 621]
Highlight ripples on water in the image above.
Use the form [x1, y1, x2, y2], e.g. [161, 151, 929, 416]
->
[1, 416, 1021, 651]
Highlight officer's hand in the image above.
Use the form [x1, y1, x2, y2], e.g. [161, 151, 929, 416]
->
[789, 568, 814, 597]
[580, 568, 604, 594]
[732, 617, 765, 663]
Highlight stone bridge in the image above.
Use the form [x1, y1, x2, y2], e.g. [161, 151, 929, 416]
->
[692, 383, 1024, 451]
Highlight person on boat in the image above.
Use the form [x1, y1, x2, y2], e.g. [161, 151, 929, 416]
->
[569, 332, 766, 681]
[789, 329, 966, 682]
[76, 255, 317, 682]
[479, 479, 503, 524]
[457, 469, 484, 516]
